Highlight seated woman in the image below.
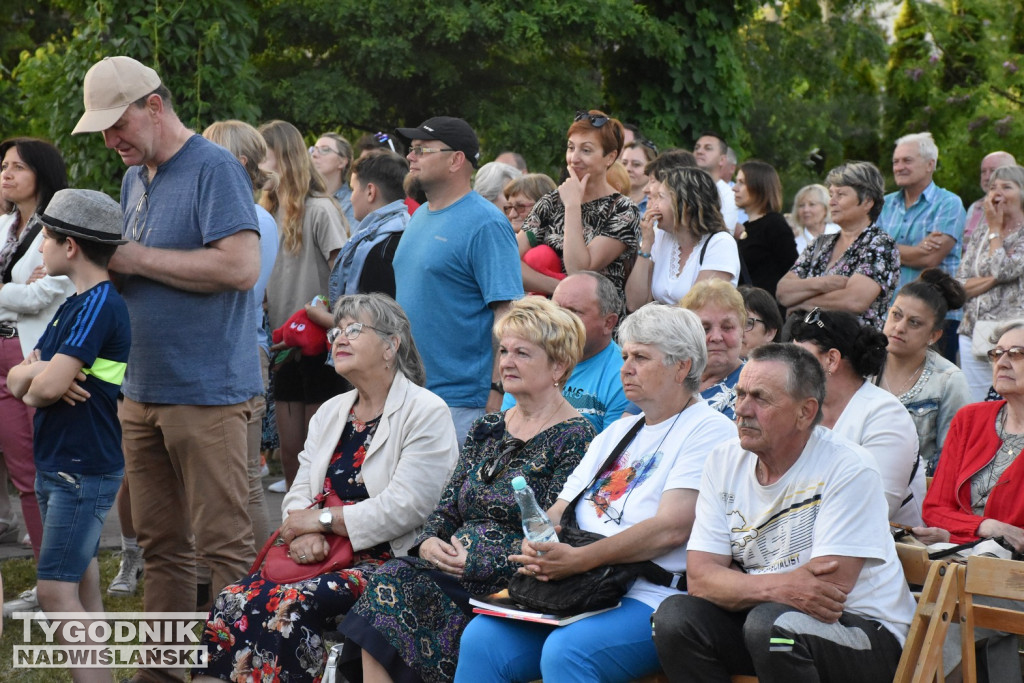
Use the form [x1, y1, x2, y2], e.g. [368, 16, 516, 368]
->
[625, 166, 739, 312]
[789, 183, 840, 255]
[680, 280, 746, 419]
[739, 285, 782, 357]
[914, 321, 1024, 682]
[503, 173, 556, 234]
[879, 268, 971, 476]
[455, 303, 737, 683]
[337, 297, 595, 683]
[733, 160, 798, 296]
[776, 161, 900, 330]
[518, 110, 640, 313]
[789, 308, 925, 526]
[194, 293, 460, 683]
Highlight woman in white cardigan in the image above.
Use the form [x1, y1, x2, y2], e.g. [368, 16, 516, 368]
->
[0, 137, 72, 557]
[195, 293, 459, 683]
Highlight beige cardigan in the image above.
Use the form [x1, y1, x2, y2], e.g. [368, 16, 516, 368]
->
[282, 371, 459, 556]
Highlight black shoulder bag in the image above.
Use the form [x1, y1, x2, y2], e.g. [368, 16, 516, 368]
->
[508, 417, 685, 616]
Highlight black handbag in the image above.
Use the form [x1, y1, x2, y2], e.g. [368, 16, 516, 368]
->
[508, 417, 685, 616]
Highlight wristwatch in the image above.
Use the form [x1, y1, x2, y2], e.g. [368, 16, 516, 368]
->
[318, 508, 333, 533]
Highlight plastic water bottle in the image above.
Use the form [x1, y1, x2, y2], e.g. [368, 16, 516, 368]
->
[512, 476, 558, 552]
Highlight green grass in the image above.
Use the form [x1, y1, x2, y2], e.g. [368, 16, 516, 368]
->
[1, 550, 144, 681]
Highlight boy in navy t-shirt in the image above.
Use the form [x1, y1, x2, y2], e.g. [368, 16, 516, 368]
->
[8, 188, 130, 667]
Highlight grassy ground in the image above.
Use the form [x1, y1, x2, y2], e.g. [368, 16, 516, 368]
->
[2, 549, 145, 681]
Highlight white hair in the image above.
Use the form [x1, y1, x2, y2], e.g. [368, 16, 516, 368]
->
[895, 131, 938, 163]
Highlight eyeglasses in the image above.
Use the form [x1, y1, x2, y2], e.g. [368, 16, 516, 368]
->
[131, 191, 149, 241]
[481, 438, 525, 484]
[408, 146, 454, 158]
[587, 492, 625, 525]
[803, 307, 826, 329]
[639, 138, 659, 155]
[745, 316, 765, 332]
[327, 322, 384, 344]
[308, 145, 341, 157]
[504, 201, 535, 216]
[574, 110, 609, 128]
[374, 132, 397, 153]
[987, 346, 1024, 363]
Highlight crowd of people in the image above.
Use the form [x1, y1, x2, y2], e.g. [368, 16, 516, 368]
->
[3, 52, 1024, 683]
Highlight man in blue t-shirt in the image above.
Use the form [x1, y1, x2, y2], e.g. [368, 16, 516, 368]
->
[73, 56, 261, 675]
[8, 189, 130, 679]
[503, 271, 630, 433]
[392, 116, 523, 442]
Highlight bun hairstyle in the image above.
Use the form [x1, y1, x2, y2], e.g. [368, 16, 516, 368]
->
[786, 309, 888, 379]
[899, 268, 967, 330]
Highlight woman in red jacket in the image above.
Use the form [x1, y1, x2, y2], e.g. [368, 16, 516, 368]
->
[916, 320, 1024, 548]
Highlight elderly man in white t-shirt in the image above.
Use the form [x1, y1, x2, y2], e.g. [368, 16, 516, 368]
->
[652, 343, 916, 683]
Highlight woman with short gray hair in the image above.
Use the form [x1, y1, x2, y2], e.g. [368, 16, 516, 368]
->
[956, 164, 1024, 401]
[456, 301, 737, 683]
[474, 161, 522, 213]
[777, 161, 900, 330]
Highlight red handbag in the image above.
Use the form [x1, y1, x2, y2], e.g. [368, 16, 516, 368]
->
[250, 492, 354, 583]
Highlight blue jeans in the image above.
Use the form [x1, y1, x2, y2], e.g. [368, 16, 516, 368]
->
[455, 598, 659, 683]
[35, 469, 123, 582]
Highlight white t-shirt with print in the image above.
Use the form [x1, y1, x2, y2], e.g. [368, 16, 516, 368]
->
[559, 402, 737, 608]
[688, 426, 917, 644]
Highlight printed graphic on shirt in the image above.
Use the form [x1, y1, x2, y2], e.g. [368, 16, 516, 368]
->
[729, 492, 821, 573]
[584, 447, 661, 524]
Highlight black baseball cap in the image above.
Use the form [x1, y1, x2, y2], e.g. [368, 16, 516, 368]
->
[395, 116, 480, 169]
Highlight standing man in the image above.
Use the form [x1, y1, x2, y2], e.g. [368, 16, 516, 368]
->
[877, 132, 966, 360]
[652, 343, 915, 682]
[964, 150, 1017, 242]
[502, 271, 629, 433]
[73, 56, 261, 683]
[392, 116, 522, 442]
[693, 132, 739, 233]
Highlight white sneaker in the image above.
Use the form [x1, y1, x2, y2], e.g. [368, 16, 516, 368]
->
[267, 479, 287, 493]
[3, 586, 39, 618]
[107, 548, 144, 596]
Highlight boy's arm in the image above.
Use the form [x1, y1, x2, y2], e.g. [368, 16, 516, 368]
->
[12, 353, 86, 408]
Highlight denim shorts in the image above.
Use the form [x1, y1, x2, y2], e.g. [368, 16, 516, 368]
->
[35, 469, 123, 582]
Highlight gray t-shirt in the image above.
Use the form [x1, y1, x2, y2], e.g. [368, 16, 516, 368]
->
[119, 135, 262, 405]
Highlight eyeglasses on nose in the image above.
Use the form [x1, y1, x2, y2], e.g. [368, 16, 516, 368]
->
[327, 322, 383, 344]
[745, 316, 765, 332]
[987, 346, 1024, 363]
[408, 146, 454, 157]
[504, 202, 535, 216]
[309, 145, 341, 157]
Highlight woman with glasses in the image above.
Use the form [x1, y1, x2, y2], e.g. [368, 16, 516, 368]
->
[789, 307, 925, 526]
[502, 173, 556, 234]
[310, 132, 357, 227]
[624, 166, 739, 312]
[776, 161, 899, 330]
[518, 110, 640, 313]
[456, 303, 735, 683]
[879, 268, 970, 476]
[739, 285, 782, 357]
[195, 293, 459, 683]
[913, 321, 1024, 682]
[955, 164, 1024, 401]
[0, 137, 71, 566]
[337, 297, 593, 683]
[680, 280, 747, 419]
[259, 120, 350, 490]
[733, 160, 798, 297]
[789, 183, 840, 254]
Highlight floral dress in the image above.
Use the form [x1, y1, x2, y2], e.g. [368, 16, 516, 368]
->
[200, 411, 392, 683]
[790, 225, 900, 330]
[338, 411, 594, 683]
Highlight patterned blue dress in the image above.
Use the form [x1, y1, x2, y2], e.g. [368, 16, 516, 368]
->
[200, 411, 390, 682]
[338, 411, 594, 683]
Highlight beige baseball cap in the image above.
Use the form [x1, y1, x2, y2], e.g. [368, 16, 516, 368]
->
[72, 56, 162, 134]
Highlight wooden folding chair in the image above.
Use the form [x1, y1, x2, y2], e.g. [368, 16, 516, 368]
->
[956, 554, 1024, 683]
[896, 541, 934, 588]
[893, 559, 959, 683]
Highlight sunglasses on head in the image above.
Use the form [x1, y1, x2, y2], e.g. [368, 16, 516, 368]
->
[574, 110, 609, 128]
